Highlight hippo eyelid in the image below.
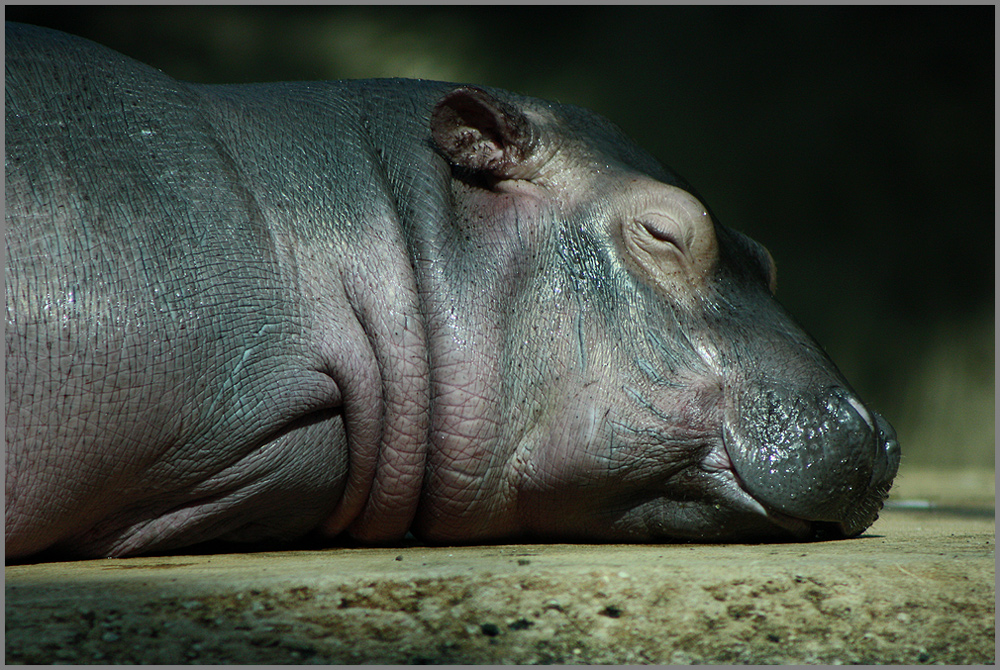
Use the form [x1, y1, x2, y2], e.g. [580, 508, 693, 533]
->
[639, 218, 687, 255]
[636, 209, 695, 258]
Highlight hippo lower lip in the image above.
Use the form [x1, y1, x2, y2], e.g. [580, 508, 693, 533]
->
[701, 444, 815, 539]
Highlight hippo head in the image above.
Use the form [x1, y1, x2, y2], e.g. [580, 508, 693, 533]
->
[415, 86, 900, 543]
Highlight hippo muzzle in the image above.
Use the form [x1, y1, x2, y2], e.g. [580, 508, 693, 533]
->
[721, 383, 901, 539]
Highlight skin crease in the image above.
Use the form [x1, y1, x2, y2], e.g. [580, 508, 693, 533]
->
[4, 24, 898, 560]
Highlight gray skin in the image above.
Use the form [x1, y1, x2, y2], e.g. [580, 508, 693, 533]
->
[5, 23, 899, 560]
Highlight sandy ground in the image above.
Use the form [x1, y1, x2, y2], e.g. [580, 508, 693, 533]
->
[5, 466, 994, 665]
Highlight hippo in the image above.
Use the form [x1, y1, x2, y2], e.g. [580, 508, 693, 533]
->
[5, 22, 899, 561]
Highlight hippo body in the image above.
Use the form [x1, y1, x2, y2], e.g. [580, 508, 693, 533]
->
[5, 23, 899, 560]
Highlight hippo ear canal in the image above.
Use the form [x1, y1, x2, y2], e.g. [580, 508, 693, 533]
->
[431, 86, 537, 180]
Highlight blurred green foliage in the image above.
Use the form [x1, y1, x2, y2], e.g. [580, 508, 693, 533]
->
[7, 6, 993, 468]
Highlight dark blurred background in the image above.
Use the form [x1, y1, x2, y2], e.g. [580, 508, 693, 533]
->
[7, 6, 993, 471]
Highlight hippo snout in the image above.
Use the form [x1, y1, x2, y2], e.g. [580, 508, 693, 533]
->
[723, 384, 900, 537]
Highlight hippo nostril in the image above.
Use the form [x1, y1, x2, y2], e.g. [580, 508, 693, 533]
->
[844, 393, 875, 432]
[829, 391, 902, 489]
[827, 387, 875, 451]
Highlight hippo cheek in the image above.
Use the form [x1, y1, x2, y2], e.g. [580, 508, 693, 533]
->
[720, 383, 901, 538]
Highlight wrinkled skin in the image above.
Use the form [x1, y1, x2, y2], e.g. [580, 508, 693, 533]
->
[4, 23, 899, 560]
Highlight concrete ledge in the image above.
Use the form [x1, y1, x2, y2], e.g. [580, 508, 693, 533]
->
[6, 484, 994, 665]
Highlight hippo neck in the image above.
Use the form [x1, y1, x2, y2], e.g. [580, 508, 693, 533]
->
[402, 225, 528, 541]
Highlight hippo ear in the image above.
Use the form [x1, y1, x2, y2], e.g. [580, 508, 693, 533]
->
[431, 86, 538, 180]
